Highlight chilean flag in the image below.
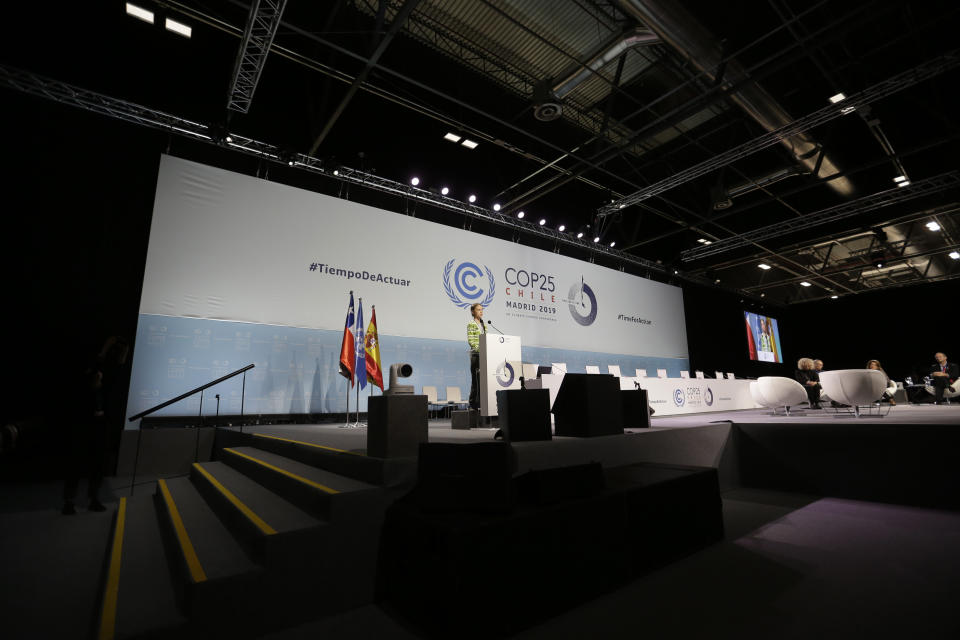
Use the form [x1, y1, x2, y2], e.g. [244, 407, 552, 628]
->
[338, 291, 355, 385]
[355, 299, 367, 391]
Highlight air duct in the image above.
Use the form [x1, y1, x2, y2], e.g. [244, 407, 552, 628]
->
[534, 27, 660, 121]
[617, 0, 854, 197]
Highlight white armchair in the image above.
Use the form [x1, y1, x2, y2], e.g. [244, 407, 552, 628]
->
[819, 369, 889, 416]
[751, 377, 809, 415]
[924, 378, 960, 402]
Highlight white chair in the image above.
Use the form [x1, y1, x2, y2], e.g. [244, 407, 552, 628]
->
[522, 363, 539, 380]
[819, 369, 889, 417]
[636, 369, 647, 378]
[753, 377, 809, 415]
[551, 363, 567, 374]
[726, 373, 736, 380]
[585, 365, 601, 374]
[657, 369, 667, 378]
[680, 370, 690, 379]
[715, 371, 724, 380]
[446, 386, 467, 411]
[695, 371, 705, 379]
[923, 378, 960, 403]
[607, 365, 622, 377]
[423, 385, 444, 419]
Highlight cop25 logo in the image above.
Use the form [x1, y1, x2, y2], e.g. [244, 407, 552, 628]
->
[673, 388, 686, 407]
[443, 259, 495, 308]
[496, 361, 515, 387]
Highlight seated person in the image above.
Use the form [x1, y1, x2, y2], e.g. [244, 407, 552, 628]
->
[929, 352, 959, 405]
[866, 359, 897, 405]
[795, 357, 822, 409]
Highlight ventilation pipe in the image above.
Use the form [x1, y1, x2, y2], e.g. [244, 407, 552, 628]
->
[534, 27, 660, 121]
[617, 0, 854, 197]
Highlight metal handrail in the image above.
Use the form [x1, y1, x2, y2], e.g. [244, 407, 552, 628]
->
[128, 363, 255, 421]
[126, 363, 255, 496]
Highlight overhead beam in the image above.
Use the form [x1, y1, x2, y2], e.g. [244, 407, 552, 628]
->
[226, 0, 288, 113]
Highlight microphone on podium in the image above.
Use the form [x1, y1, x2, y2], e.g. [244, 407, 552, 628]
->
[486, 319, 504, 335]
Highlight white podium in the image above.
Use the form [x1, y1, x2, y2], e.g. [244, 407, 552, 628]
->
[479, 334, 522, 416]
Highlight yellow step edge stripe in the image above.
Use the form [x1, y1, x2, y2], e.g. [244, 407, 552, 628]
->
[97, 497, 127, 640]
[252, 432, 361, 456]
[192, 463, 276, 536]
[157, 478, 207, 584]
[223, 447, 341, 495]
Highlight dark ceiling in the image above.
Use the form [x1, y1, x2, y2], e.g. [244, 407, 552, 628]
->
[3, 0, 959, 305]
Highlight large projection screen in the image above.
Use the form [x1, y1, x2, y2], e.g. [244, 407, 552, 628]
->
[127, 155, 689, 420]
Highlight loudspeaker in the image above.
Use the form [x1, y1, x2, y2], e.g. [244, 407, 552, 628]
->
[514, 462, 605, 505]
[451, 409, 479, 430]
[552, 373, 623, 437]
[367, 395, 428, 458]
[496, 389, 551, 441]
[413, 442, 514, 513]
[621, 389, 650, 429]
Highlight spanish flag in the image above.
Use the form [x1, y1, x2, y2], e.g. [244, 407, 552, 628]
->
[365, 306, 383, 390]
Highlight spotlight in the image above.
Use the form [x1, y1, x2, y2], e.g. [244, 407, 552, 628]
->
[609, 241, 616, 247]
[949, 251, 960, 260]
[831, 295, 839, 299]
[333, 169, 339, 176]
[558, 225, 565, 232]
[593, 236, 600, 243]
[828, 92, 847, 104]
[225, 135, 233, 143]
[493, 203, 501, 211]
[539, 219, 546, 226]
[443, 132, 462, 143]
[577, 232, 584, 239]
[800, 281, 812, 287]
[674, 269, 679, 275]
[468, 194, 476, 203]
[441, 187, 449, 195]
[410, 177, 420, 186]
[926, 221, 941, 231]
[893, 175, 907, 183]
[461, 139, 479, 149]
[897, 180, 911, 188]
[618, 204, 626, 209]
[758, 263, 771, 270]
[517, 211, 525, 219]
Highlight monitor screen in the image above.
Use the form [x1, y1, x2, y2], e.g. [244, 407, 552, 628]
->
[744, 311, 782, 363]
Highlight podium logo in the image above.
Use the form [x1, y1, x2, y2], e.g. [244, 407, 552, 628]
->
[704, 387, 714, 406]
[673, 388, 685, 407]
[443, 259, 495, 309]
[496, 361, 515, 387]
[567, 277, 598, 326]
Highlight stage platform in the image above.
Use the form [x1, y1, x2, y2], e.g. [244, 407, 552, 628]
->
[215, 403, 959, 509]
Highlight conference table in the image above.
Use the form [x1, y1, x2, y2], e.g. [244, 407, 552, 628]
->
[528, 372, 759, 417]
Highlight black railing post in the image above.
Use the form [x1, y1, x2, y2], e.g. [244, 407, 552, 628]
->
[195, 390, 204, 463]
[130, 422, 143, 496]
[241, 371, 247, 433]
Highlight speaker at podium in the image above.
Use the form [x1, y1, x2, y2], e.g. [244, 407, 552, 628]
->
[551, 373, 623, 437]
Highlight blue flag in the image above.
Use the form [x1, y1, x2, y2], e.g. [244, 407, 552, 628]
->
[355, 298, 367, 391]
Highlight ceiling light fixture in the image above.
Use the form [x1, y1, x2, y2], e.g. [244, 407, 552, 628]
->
[593, 236, 600, 243]
[897, 180, 911, 188]
[517, 211, 524, 219]
[828, 93, 847, 103]
[577, 232, 584, 239]
[949, 251, 960, 260]
[610, 241, 616, 247]
[558, 225, 565, 232]
[800, 281, 812, 287]
[164, 17, 192, 38]
[125, 2, 154, 23]
[410, 177, 420, 186]
[440, 187, 449, 195]
[831, 295, 839, 299]
[468, 194, 476, 203]
[926, 221, 941, 231]
[443, 132, 462, 143]
[893, 175, 907, 183]
[539, 219, 546, 226]
[460, 139, 478, 149]
[493, 203, 501, 211]
[758, 263, 771, 270]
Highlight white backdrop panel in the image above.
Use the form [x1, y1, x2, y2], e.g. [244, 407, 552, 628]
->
[141, 155, 688, 359]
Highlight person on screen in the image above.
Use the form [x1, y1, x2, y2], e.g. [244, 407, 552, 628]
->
[866, 359, 897, 405]
[929, 352, 958, 405]
[795, 357, 822, 409]
[467, 303, 486, 410]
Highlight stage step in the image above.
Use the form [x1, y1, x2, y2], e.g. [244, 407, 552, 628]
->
[98, 495, 187, 640]
[248, 432, 393, 485]
[220, 446, 384, 521]
[190, 461, 326, 563]
[155, 476, 261, 616]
